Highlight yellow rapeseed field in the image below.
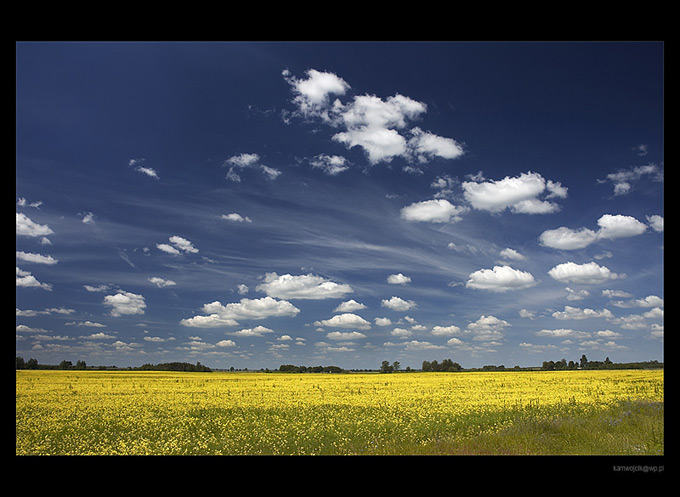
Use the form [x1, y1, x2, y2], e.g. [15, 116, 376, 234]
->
[16, 369, 663, 455]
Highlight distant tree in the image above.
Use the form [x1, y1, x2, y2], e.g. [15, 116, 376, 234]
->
[75, 360, 87, 370]
[26, 358, 38, 369]
[392, 361, 400, 371]
[59, 360, 73, 370]
[580, 354, 588, 369]
[380, 360, 393, 373]
[16, 356, 25, 369]
[422, 360, 432, 372]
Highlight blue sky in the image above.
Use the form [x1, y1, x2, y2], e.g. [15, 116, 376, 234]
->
[16, 42, 664, 369]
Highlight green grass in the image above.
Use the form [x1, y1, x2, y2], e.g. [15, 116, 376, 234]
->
[421, 400, 664, 455]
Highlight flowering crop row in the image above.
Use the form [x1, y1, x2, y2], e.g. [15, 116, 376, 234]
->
[16, 369, 663, 455]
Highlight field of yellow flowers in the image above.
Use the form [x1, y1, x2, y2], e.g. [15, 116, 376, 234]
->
[16, 369, 663, 455]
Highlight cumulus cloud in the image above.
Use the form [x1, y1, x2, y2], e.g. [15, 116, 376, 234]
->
[381, 296, 417, 311]
[148, 277, 177, 288]
[326, 331, 367, 341]
[611, 295, 664, 308]
[16, 251, 57, 265]
[333, 300, 367, 313]
[231, 326, 274, 337]
[309, 154, 350, 176]
[646, 215, 663, 232]
[157, 236, 198, 255]
[600, 163, 662, 196]
[539, 214, 649, 250]
[431, 324, 462, 336]
[400, 199, 468, 223]
[129, 158, 159, 179]
[407, 127, 464, 162]
[466, 315, 510, 341]
[547, 262, 621, 285]
[596, 214, 647, 239]
[221, 213, 252, 223]
[256, 272, 353, 300]
[314, 313, 371, 330]
[499, 248, 526, 261]
[466, 265, 537, 292]
[387, 273, 411, 285]
[181, 296, 300, 328]
[224, 153, 281, 182]
[16, 267, 52, 291]
[551, 306, 614, 320]
[539, 227, 599, 250]
[283, 69, 463, 166]
[283, 68, 350, 122]
[535, 328, 591, 339]
[462, 171, 566, 214]
[16, 212, 53, 237]
[103, 290, 146, 317]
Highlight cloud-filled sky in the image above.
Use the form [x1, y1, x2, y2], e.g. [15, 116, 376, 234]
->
[16, 42, 664, 369]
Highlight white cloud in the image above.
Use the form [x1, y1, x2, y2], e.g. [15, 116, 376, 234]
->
[611, 295, 664, 308]
[256, 272, 353, 300]
[466, 265, 537, 292]
[314, 313, 371, 330]
[216, 339, 236, 347]
[226, 153, 260, 168]
[600, 163, 662, 196]
[157, 236, 198, 255]
[602, 289, 633, 299]
[221, 213, 252, 223]
[374, 317, 392, 326]
[148, 277, 177, 288]
[381, 296, 417, 312]
[81, 212, 95, 224]
[16, 267, 52, 290]
[283, 68, 350, 122]
[16, 212, 53, 237]
[168, 236, 198, 253]
[407, 127, 464, 162]
[400, 199, 468, 223]
[466, 315, 510, 341]
[596, 214, 647, 239]
[136, 166, 159, 179]
[231, 326, 274, 337]
[565, 287, 590, 301]
[181, 297, 299, 328]
[326, 331, 366, 341]
[309, 154, 350, 176]
[284, 69, 463, 166]
[431, 324, 462, 336]
[391, 327, 412, 338]
[16, 251, 57, 265]
[462, 171, 565, 214]
[535, 328, 591, 339]
[547, 262, 621, 285]
[646, 215, 663, 232]
[539, 214, 648, 250]
[333, 300, 367, 313]
[224, 153, 280, 182]
[103, 291, 146, 317]
[156, 243, 181, 255]
[387, 273, 411, 285]
[551, 306, 614, 320]
[499, 248, 526, 261]
[539, 227, 599, 250]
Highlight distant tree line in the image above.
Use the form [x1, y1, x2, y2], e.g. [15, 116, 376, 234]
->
[138, 362, 211, 372]
[278, 364, 346, 373]
[16, 357, 212, 372]
[421, 359, 463, 372]
[541, 355, 663, 371]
